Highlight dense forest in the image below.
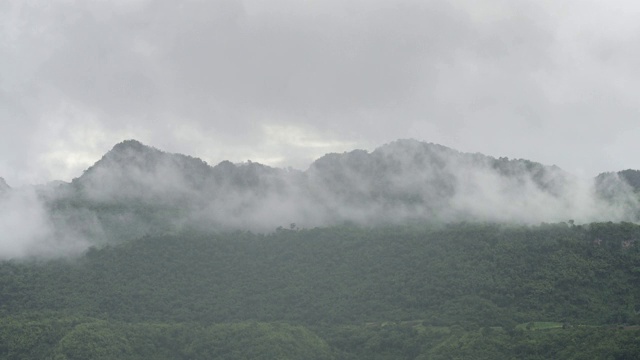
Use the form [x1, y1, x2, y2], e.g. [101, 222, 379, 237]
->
[2, 222, 640, 358]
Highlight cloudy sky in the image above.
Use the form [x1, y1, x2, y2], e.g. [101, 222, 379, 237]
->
[2, 0, 640, 186]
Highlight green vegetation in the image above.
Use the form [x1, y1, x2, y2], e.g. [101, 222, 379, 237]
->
[0, 316, 333, 360]
[516, 321, 564, 331]
[2, 221, 640, 358]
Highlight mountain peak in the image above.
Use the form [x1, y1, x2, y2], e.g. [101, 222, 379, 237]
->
[378, 139, 456, 153]
[109, 139, 155, 154]
[18, 137, 640, 247]
[100, 139, 164, 164]
[73, 140, 165, 185]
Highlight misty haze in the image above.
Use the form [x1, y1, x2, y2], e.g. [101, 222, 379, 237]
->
[3, 0, 640, 358]
[1, 139, 640, 259]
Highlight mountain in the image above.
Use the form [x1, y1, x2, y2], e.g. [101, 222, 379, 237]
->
[71, 139, 296, 202]
[306, 139, 574, 222]
[72, 139, 213, 201]
[42, 140, 304, 243]
[596, 169, 640, 193]
[7, 138, 640, 250]
[619, 169, 640, 191]
[3, 141, 640, 358]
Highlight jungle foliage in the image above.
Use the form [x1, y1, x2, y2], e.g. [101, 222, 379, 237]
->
[2, 221, 640, 358]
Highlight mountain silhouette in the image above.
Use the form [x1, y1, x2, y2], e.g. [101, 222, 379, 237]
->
[28, 139, 640, 245]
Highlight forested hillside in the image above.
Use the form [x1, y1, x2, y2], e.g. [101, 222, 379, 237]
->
[2, 222, 640, 358]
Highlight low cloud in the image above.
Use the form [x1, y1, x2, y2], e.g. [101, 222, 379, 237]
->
[0, 186, 89, 259]
[3, 0, 640, 186]
[1, 139, 638, 259]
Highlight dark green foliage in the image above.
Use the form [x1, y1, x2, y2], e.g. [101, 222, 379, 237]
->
[0, 316, 333, 360]
[3, 223, 640, 326]
[3, 222, 640, 358]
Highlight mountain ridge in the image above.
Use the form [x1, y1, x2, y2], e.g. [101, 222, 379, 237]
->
[82, 138, 566, 180]
[64, 138, 614, 188]
[3, 138, 640, 256]
[53, 139, 640, 224]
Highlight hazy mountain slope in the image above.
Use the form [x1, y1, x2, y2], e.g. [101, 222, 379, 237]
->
[596, 169, 640, 194]
[593, 170, 640, 220]
[619, 169, 640, 191]
[2, 139, 640, 256]
[72, 139, 300, 205]
[65, 138, 600, 237]
[305, 139, 580, 224]
[41, 140, 307, 243]
[72, 140, 215, 203]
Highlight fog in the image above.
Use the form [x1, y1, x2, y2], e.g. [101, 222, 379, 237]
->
[0, 139, 637, 259]
[0, 185, 89, 258]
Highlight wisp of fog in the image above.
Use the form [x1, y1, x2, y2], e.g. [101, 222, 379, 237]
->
[0, 139, 638, 259]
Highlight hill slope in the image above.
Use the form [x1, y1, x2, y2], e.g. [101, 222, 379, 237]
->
[24, 139, 636, 249]
[3, 222, 640, 325]
[1, 139, 639, 256]
[2, 222, 640, 359]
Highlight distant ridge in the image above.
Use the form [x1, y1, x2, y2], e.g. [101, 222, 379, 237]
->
[309, 139, 572, 201]
[24, 138, 640, 246]
[77, 139, 209, 180]
[596, 169, 640, 193]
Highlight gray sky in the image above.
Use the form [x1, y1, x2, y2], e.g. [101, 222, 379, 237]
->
[2, 0, 640, 186]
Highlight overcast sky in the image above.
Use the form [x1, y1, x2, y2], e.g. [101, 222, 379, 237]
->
[2, 0, 640, 186]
